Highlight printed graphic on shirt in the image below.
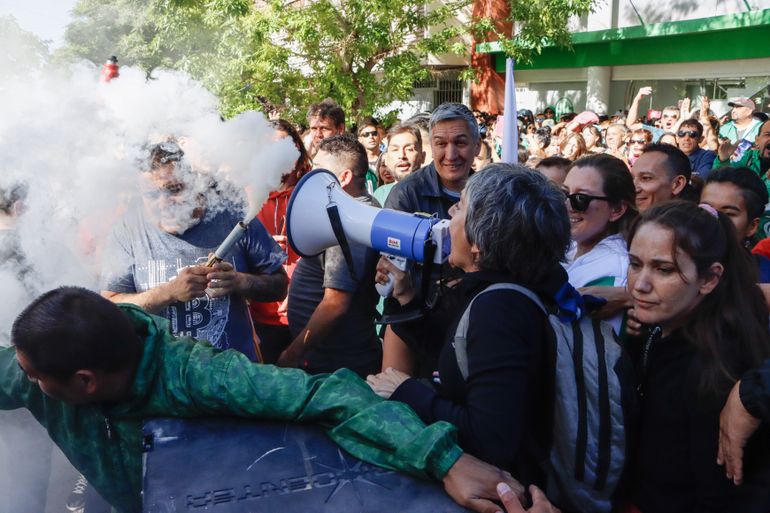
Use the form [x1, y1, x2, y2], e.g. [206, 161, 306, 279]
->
[135, 255, 230, 347]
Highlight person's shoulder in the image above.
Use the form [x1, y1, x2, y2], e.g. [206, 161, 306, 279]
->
[469, 284, 544, 319]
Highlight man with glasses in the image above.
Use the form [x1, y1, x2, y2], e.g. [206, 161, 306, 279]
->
[357, 116, 384, 193]
[676, 119, 717, 179]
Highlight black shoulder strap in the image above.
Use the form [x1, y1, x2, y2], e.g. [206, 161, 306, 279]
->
[326, 203, 356, 280]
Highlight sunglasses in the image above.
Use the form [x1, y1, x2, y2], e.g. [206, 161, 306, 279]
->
[359, 130, 378, 138]
[629, 139, 648, 145]
[565, 192, 610, 212]
[677, 130, 700, 138]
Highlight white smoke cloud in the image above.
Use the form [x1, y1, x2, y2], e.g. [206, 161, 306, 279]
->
[0, 61, 298, 345]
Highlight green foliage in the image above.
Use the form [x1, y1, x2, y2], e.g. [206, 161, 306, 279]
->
[59, 0, 594, 123]
[0, 16, 50, 77]
[474, 0, 595, 65]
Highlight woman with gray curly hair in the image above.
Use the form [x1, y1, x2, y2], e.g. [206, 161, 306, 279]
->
[368, 163, 574, 485]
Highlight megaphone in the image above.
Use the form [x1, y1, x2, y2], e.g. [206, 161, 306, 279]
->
[286, 169, 449, 296]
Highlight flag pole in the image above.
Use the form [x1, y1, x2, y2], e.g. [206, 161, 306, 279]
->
[501, 57, 518, 164]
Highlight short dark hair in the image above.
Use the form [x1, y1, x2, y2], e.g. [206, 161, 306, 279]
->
[317, 134, 369, 181]
[387, 123, 423, 151]
[679, 118, 704, 137]
[537, 156, 572, 172]
[570, 154, 638, 237]
[357, 116, 381, 134]
[642, 143, 692, 181]
[307, 98, 345, 128]
[706, 166, 769, 221]
[12, 287, 143, 380]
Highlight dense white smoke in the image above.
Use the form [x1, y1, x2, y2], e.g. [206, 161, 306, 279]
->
[0, 61, 298, 345]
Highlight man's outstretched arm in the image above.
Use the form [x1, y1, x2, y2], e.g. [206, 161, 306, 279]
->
[152, 335, 522, 512]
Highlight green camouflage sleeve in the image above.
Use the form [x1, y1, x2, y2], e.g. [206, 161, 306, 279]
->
[155, 341, 462, 481]
[0, 346, 29, 409]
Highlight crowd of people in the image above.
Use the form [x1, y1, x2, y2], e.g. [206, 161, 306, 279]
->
[2, 86, 770, 513]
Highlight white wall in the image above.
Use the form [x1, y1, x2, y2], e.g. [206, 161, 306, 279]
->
[583, 0, 770, 31]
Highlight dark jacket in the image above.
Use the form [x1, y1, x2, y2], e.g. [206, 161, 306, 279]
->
[741, 358, 770, 422]
[384, 162, 457, 218]
[0, 305, 464, 513]
[390, 269, 569, 486]
[628, 329, 770, 513]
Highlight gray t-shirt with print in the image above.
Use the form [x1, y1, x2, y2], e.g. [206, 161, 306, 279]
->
[102, 205, 285, 361]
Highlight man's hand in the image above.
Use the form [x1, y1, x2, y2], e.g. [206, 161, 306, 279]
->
[679, 97, 691, 119]
[497, 483, 560, 513]
[164, 266, 210, 302]
[699, 96, 711, 118]
[366, 367, 410, 399]
[635, 86, 652, 101]
[206, 261, 243, 298]
[443, 453, 524, 513]
[717, 380, 761, 485]
[276, 340, 304, 368]
[717, 138, 739, 162]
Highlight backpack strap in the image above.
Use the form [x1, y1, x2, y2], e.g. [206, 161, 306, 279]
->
[453, 282, 547, 380]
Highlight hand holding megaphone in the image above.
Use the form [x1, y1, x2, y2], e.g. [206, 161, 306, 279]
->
[375, 254, 414, 303]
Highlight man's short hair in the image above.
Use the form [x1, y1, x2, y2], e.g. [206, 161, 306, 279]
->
[12, 287, 143, 380]
[429, 103, 480, 143]
[662, 105, 680, 115]
[307, 98, 345, 128]
[357, 116, 381, 134]
[642, 143, 692, 181]
[536, 156, 572, 173]
[679, 118, 704, 137]
[707, 166, 769, 221]
[387, 123, 423, 151]
[317, 134, 368, 180]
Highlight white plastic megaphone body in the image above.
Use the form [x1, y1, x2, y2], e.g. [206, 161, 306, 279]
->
[286, 169, 450, 296]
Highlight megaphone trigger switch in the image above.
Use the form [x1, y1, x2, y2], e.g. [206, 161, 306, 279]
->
[375, 254, 409, 298]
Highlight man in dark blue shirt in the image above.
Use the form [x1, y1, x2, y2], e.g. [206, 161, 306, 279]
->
[677, 118, 717, 180]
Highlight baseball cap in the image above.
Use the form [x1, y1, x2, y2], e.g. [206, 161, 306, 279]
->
[728, 97, 756, 111]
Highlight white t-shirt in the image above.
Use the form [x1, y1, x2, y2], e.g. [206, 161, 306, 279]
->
[563, 233, 629, 333]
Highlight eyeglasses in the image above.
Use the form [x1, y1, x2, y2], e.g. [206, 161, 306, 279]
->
[359, 130, 378, 138]
[677, 130, 700, 138]
[629, 139, 648, 145]
[565, 192, 610, 212]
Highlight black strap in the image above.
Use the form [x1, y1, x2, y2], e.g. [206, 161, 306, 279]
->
[572, 321, 588, 482]
[592, 319, 611, 491]
[326, 203, 356, 280]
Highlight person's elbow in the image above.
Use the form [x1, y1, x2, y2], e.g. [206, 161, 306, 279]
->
[264, 268, 289, 301]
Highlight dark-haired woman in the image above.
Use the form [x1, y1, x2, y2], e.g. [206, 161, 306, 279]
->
[249, 119, 312, 363]
[562, 154, 638, 332]
[625, 201, 770, 513]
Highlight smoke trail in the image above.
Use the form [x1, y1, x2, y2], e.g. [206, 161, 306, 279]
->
[0, 62, 297, 346]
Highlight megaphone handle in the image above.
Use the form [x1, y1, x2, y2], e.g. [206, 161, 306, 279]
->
[376, 253, 409, 298]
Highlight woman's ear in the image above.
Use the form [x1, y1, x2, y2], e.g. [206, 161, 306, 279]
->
[608, 202, 628, 223]
[699, 262, 724, 295]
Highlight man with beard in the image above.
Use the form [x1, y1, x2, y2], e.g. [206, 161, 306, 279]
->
[713, 119, 770, 237]
[373, 123, 426, 206]
[101, 141, 288, 361]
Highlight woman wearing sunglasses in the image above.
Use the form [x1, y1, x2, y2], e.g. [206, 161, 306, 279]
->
[623, 201, 770, 513]
[563, 154, 638, 332]
[627, 128, 652, 166]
